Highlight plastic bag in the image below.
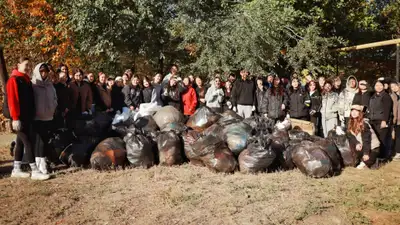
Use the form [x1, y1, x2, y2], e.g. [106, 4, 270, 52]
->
[48, 128, 78, 164]
[274, 118, 292, 131]
[182, 130, 204, 166]
[153, 106, 185, 130]
[221, 110, 243, 120]
[202, 123, 224, 137]
[313, 138, 342, 173]
[161, 122, 187, 134]
[192, 135, 237, 173]
[328, 128, 357, 167]
[222, 122, 252, 155]
[157, 131, 184, 166]
[136, 102, 162, 118]
[291, 141, 333, 178]
[133, 115, 159, 134]
[124, 133, 154, 168]
[243, 116, 275, 135]
[90, 137, 127, 170]
[238, 138, 276, 174]
[288, 129, 311, 142]
[59, 143, 95, 167]
[186, 107, 221, 132]
[270, 129, 290, 153]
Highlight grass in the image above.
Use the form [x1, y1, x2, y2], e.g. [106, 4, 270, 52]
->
[0, 145, 400, 225]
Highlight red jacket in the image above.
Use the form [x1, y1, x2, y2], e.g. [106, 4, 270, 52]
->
[182, 85, 198, 116]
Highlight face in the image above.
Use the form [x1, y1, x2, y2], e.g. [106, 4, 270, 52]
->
[359, 82, 367, 90]
[390, 83, 399, 93]
[384, 83, 389, 90]
[99, 74, 106, 84]
[375, 82, 384, 93]
[132, 77, 139, 86]
[273, 78, 280, 86]
[154, 74, 162, 84]
[309, 82, 316, 91]
[18, 60, 30, 74]
[324, 83, 332, 92]
[267, 75, 273, 83]
[40, 70, 49, 80]
[229, 75, 236, 82]
[240, 70, 248, 80]
[195, 77, 203, 86]
[183, 78, 190, 86]
[171, 66, 178, 75]
[215, 78, 221, 88]
[107, 80, 114, 87]
[292, 79, 299, 88]
[116, 80, 123, 87]
[257, 79, 263, 87]
[87, 73, 95, 82]
[318, 77, 325, 86]
[306, 75, 312, 82]
[61, 66, 67, 73]
[143, 79, 150, 88]
[59, 72, 67, 83]
[74, 72, 83, 82]
[188, 75, 194, 83]
[225, 81, 232, 89]
[170, 78, 177, 86]
[334, 79, 341, 87]
[349, 78, 356, 88]
[350, 109, 360, 118]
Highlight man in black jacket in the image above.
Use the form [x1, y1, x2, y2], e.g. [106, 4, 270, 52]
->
[231, 69, 256, 118]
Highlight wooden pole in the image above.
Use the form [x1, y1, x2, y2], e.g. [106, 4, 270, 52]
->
[397, 44, 399, 81]
[0, 46, 8, 93]
[334, 38, 400, 52]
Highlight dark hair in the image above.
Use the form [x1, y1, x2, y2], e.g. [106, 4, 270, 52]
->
[18, 57, 29, 64]
[322, 80, 333, 95]
[270, 84, 284, 96]
[170, 64, 179, 70]
[72, 68, 83, 76]
[39, 63, 50, 73]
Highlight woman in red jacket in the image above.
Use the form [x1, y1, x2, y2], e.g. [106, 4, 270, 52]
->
[182, 77, 198, 117]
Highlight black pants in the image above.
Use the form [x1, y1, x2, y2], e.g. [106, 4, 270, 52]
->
[310, 114, 322, 136]
[395, 125, 400, 154]
[32, 120, 54, 158]
[15, 122, 34, 163]
[357, 149, 379, 167]
[370, 120, 390, 159]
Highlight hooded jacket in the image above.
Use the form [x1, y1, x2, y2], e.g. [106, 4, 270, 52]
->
[338, 76, 358, 118]
[288, 87, 310, 118]
[205, 85, 225, 109]
[321, 92, 339, 120]
[182, 85, 198, 115]
[31, 63, 58, 121]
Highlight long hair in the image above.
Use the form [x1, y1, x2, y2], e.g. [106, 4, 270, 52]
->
[348, 111, 365, 135]
[271, 85, 284, 96]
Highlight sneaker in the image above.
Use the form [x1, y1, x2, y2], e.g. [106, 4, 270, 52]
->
[31, 171, 50, 181]
[11, 169, 30, 178]
[393, 153, 400, 161]
[38, 158, 48, 174]
[356, 162, 367, 169]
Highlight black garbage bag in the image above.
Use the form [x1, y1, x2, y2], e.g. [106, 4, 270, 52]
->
[59, 143, 95, 167]
[292, 141, 333, 178]
[221, 110, 243, 120]
[113, 124, 139, 137]
[222, 122, 252, 155]
[73, 119, 99, 137]
[192, 135, 237, 173]
[182, 130, 204, 166]
[202, 123, 224, 137]
[48, 128, 78, 164]
[161, 122, 187, 134]
[133, 115, 159, 134]
[186, 106, 221, 132]
[313, 138, 342, 174]
[238, 138, 276, 174]
[90, 137, 127, 170]
[124, 133, 154, 168]
[328, 129, 357, 167]
[94, 112, 113, 131]
[217, 117, 241, 127]
[153, 106, 185, 130]
[243, 116, 275, 135]
[288, 129, 311, 142]
[157, 131, 184, 166]
[270, 129, 290, 152]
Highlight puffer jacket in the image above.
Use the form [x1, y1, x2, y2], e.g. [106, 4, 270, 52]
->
[142, 86, 154, 103]
[348, 120, 380, 154]
[205, 85, 225, 109]
[338, 76, 358, 118]
[265, 87, 289, 119]
[31, 63, 58, 121]
[352, 91, 372, 110]
[288, 87, 310, 118]
[255, 87, 267, 114]
[321, 92, 339, 120]
[369, 91, 393, 123]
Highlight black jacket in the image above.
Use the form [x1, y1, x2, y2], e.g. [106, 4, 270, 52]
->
[54, 83, 71, 113]
[309, 90, 322, 113]
[88, 81, 100, 106]
[353, 91, 372, 109]
[122, 85, 143, 109]
[265, 87, 289, 119]
[142, 86, 154, 103]
[231, 79, 256, 106]
[162, 84, 185, 111]
[195, 86, 208, 108]
[255, 87, 268, 114]
[369, 91, 393, 122]
[288, 87, 310, 119]
[111, 85, 125, 112]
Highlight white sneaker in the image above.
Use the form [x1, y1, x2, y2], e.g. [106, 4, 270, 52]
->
[31, 171, 50, 181]
[356, 162, 367, 169]
[38, 158, 48, 174]
[393, 153, 400, 161]
[11, 169, 31, 178]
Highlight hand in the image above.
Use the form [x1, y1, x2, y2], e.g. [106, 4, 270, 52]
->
[263, 114, 268, 118]
[356, 144, 362, 151]
[12, 120, 21, 131]
[380, 121, 387, 129]
[362, 155, 369, 162]
[335, 126, 345, 135]
[339, 115, 345, 123]
[309, 110, 316, 116]
[226, 101, 232, 109]
[233, 106, 237, 112]
[130, 106, 135, 111]
[281, 104, 285, 110]
[252, 106, 256, 111]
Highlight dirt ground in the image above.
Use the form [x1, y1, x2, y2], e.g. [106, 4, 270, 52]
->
[0, 142, 400, 225]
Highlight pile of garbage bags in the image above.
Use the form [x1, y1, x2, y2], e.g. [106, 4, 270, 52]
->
[46, 106, 359, 178]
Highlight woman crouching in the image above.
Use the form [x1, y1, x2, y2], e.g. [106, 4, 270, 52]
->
[348, 105, 380, 169]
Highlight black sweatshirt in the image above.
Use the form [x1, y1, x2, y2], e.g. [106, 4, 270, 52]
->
[231, 79, 256, 106]
[369, 91, 393, 123]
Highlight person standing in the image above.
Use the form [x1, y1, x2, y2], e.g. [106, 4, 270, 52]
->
[394, 93, 400, 160]
[264, 76, 289, 122]
[347, 105, 380, 169]
[195, 77, 208, 108]
[288, 78, 310, 120]
[369, 80, 393, 159]
[332, 76, 343, 94]
[182, 77, 198, 116]
[265, 74, 274, 89]
[58, 63, 70, 83]
[321, 81, 339, 137]
[255, 77, 268, 116]
[338, 76, 358, 127]
[308, 80, 322, 136]
[223, 81, 233, 111]
[231, 69, 256, 119]
[318, 76, 326, 92]
[5, 57, 49, 180]
[122, 76, 143, 111]
[152, 73, 164, 106]
[96, 73, 113, 112]
[111, 77, 125, 113]
[54, 71, 71, 128]
[205, 77, 225, 113]
[31, 63, 58, 175]
[69, 68, 93, 117]
[142, 76, 154, 104]
[352, 80, 372, 115]
[162, 76, 185, 111]
[162, 64, 180, 87]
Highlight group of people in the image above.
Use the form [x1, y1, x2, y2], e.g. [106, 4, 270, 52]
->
[4, 57, 400, 180]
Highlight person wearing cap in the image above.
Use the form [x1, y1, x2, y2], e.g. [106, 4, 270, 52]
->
[369, 79, 393, 159]
[231, 69, 256, 119]
[162, 75, 185, 111]
[264, 76, 289, 122]
[348, 105, 380, 169]
[352, 80, 372, 117]
[111, 76, 125, 112]
[162, 64, 180, 87]
[321, 80, 339, 137]
[338, 75, 358, 128]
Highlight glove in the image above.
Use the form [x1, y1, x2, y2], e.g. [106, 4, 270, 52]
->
[286, 114, 291, 119]
[336, 126, 345, 135]
[233, 106, 237, 112]
[82, 111, 89, 115]
[339, 115, 345, 123]
[309, 110, 316, 116]
[263, 114, 268, 118]
[252, 106, 256, 112]
[12, 120, 21, 132]
[88, 110, 92, 115]
[281, 104, 286, 110]
[226, 101, 232, 109]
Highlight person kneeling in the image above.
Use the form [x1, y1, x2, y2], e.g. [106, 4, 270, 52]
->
[348, 105, 380, 169]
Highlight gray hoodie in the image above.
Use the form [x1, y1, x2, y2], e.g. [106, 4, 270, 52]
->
[31, 63, 58, 121]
